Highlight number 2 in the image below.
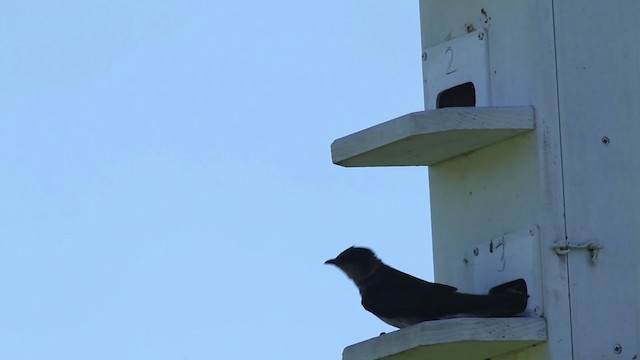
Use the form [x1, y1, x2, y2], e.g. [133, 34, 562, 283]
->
[445, 47, 456, 74]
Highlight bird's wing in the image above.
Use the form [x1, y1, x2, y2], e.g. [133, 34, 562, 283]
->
[361, 266, 457, 321]
[384, 265, 457, 293]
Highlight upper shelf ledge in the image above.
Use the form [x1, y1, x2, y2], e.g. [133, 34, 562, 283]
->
[342, 317, 547, 360]
[331, 106, 535, 167]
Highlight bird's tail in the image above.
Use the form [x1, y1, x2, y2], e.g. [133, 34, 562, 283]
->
[441, 278, 529, 318]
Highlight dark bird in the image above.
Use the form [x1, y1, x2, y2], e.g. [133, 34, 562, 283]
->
[325, 246, 528, 328]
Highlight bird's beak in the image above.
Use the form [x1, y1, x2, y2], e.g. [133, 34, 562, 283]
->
[324, 259, 336, 265]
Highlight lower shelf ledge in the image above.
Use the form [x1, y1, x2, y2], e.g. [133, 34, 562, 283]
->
[342, 317, 547, 360]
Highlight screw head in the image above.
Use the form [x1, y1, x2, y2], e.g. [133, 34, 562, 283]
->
[614, 343, 622, 354]
[422, 52, 428, 61]
[478, 32, 485, 40]
[473, 247, 479, 256]
[601, 136, 611, 145]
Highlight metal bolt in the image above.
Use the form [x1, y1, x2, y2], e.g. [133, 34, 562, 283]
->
[529, 227, 536, 236]
[463, 258, 469, 264]
[601, 136, 610, 145]
[473, 247, 479, 256]
[613, 343, 622, 354]
[422, 52, 428, 61]
[478, 32, 485, 40]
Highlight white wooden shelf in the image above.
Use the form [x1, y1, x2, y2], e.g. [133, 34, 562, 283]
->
[343, 317, 547, 360]
[331, 106, 535, 167]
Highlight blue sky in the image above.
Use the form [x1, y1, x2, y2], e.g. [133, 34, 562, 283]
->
[0, 1, 433, 359]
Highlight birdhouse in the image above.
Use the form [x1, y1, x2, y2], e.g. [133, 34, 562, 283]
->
[331, 1, 640, 359]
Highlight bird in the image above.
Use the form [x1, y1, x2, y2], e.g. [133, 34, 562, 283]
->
[325, 246, 528, 328]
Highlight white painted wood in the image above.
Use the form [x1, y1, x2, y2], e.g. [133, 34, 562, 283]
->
[331, 106, 534, 167]
[552, 1, 640, 358]
[342, 318, 547, 360]
[428, 131, 540, 303]
[423, 29, 490, 109]
[419, 2, 570, 360]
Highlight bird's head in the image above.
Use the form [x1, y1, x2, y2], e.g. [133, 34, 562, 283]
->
[325, 246, 382, 285]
